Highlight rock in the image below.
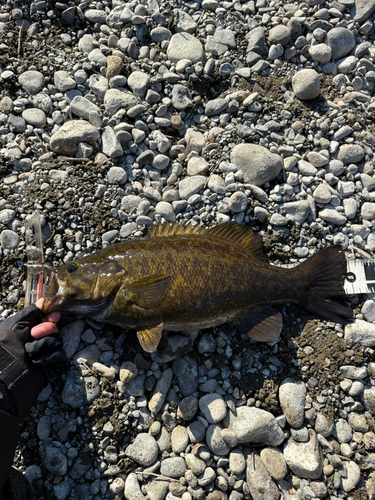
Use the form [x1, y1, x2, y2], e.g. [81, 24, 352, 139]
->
[70, 96, 100, 121]
[230, 144, 282, 186]
[167, 33, 204, 64]
[107, 166, 127, 184]
[362, 386, 375, 413]
[125, 473, 146, 500]
[145, 479, 169, 500]
[40, 445, 68, 475]
[60, 319, 85, 358]
[247, 27, 266, 55]
[155, 201, 175, 222]
[342, 461, 361, 492]
[361, 202, 375, 220]
[22, 108, 46, 127]
[185, 453, 206, 475]
[229, 448, 246, 475]
[221, 428, 238, 447]
[260, 447, 288, 480]
[199, 393, 227, 424]
[228, 191, 248, 213]
[37, 415, 51, 440]
[104, 88, 138, 115]
[54, 70, 76, 91]
[171, 426, 189, 453]
[340, 365, 367, 380]
[101, 126, 123, 158]
[246, 453, 280, 500]
[127, 71, 150, 98]
[187, 157, 209, 176]
[207, 174, 226, 194]
[171, 84, 193, 110]
[308, 43, 332, 64]
[205, 98, 228, 117]
[345, 320, 375, 346]
[223, 406, 284, 446]
[119, 361, 138, 384]
[333, 418, 352, 443]
[18, 70, 44, 94]
[362, 300, 375, 322]
[125, 433, 158, 466]
[283, 430, 323, 479]
[292, 69, 320, 100]
[61, 370, 100, 408]
[337, 144, 365, 164]
[177, 396, 198, 421]
[319, 208, 347, 225]
[0, 230, 20, 249]
[315, 413, 334, 437]
[268, 25, 291, 46]
[206, 424, 231, 455]
[179, 176, 206, 199]
[160, 457, 187, 478]
[279, 378, 306, 428]
[313, 183, 331, 204]
[351, 0, 375, 24]
[326, 27, 356, 59]
[148, 368, 173, 414]
[50, 120, 100, 156]
[106, 55, 123, 80]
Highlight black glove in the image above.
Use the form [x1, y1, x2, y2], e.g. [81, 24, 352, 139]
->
[0, 304, 64, 420]
[25, 333, 67, 366]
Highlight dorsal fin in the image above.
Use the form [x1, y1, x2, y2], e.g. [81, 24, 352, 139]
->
[206, 222, 266, 261]
[148, 222, 205, 238]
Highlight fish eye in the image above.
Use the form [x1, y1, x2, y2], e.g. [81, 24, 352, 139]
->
[67, 263, 78, 273]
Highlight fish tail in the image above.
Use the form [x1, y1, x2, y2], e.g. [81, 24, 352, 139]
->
[298, 246, 353, 324]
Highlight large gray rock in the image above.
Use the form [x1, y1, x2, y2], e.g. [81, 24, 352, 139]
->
[70, 96, 100, 120]
[345, 320, 375, 346]
[223, 406, 284, 446]
[279, 378, 306, 428]
[292, 69, 320, 100]
[351, 0, 375, 25]
[337, 144, 364, 164]
[50, 120, 100, 156]
[104, 89, 138, 115]
[326, 28, 356, 60]
[246, 454, 280, 500]
[61, 370, 100, 408]
[125, 434, 158, 466]
[101, 126, 123, 158]
[18, 70, 44, 95]
[230, 144, 282, 186]
[167, 33, 204, 64]
[283, 430, 323, 479]
[246, 27, 266, 55]
[127, 71, 150, 98]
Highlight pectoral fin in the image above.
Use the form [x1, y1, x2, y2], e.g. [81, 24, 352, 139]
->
[129, 275, 171, 308]
[233, 307, 282, 342]
[137, 323, 163, 352]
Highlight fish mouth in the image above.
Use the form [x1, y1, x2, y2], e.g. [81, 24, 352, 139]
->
[42, 294, 76, 315]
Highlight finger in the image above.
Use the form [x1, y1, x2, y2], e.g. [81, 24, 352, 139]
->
[31, 322, 59, 339]
[35, 298, 44, 309]
[41, 312, 61, 323]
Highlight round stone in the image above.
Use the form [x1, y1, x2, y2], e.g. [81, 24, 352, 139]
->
[326, 27, 356, 60]
[160, 457, 187, 478]
[0, 230, 19, 249]
[18, 70, 44, 95]
[125, 433, 158, 466]
[230, 144, 282, 186]
[167, 33, 204, 64]
[199, 393, 227, 424]
[22, 108, 46, 127]
[292, 69, 320, 100]
[228, 191, 248, 213]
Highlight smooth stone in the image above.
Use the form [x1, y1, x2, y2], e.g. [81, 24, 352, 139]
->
[101, 126, 123, 158]
[229, 448, 246, 475]
[177, 396, 198, 421]
[326, 27, 356, 59]
[171, 426, 189, 453]
[362, 300, 375, 322]
[279, 378, 306, 428]
[246, 454, 280, 500]
[148, 368, 173, 414]
[187, 157, 209, 176]
[260, 447, 288, 480]
[292, 69, 320, 100]
[361, 202, 375, 220]
[106, 166, 127, 185]
[160, 457, 187, 479]
[40, 445, 68, 476]
[125, 433, 158, 466]
[337, 144, 364, 164]
[54, 70, 76, 91]
[342, 461, 361, 492]
[60, 319, 85, 358]
[199, 393, 227, 424]
[283, 430, 323, 479]
[70, 96, 100, 121]
[104, 88, 138, 115]
[230, 144, 282, 186]
[61, 370, 100, 408]
[127, 70, 150, 98]
[206, 424, 231, 455]
[363, 386, 375, 413]
[351, 0, 375, 24]
[268, 25, 291, 46]
[281, 200, 310, 225]
[22, 108, 46, 127]
[179, 176, 206, 199]
[124, 473, 146, 500]
[167, 33, 204, 64]
[223, 406, 284, 446]
[18, 70, 44, 94]
[185, 454, 206, 476]
[345, 320, 375, 346]
[340, 365, 367, 380]
[50, 120, 100, 156]
[333, 418, 352, 443]
[308, 43, 332, 64]
[319, 208, 347, 225]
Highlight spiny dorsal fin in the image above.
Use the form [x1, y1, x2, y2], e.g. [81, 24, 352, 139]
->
[148, 222, 205, 238]
[207, 222, 266, 261]
[137, 323, 163, 352]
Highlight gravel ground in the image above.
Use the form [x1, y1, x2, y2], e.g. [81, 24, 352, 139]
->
[1, 0, 375, 499]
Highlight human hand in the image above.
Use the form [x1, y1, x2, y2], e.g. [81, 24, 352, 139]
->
[30, 298, 61, 339]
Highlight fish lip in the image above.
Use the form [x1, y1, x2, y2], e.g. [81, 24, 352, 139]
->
[42, 294, 68, 315]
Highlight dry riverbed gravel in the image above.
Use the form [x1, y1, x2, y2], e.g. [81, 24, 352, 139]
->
[1, 0, 375, 499]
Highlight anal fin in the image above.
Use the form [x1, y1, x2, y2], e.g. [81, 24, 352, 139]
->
[137, 323, 163, 352]
[233, 307, 282, 342]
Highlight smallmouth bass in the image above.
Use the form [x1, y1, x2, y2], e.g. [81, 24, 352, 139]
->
[43, 222, 353, 352]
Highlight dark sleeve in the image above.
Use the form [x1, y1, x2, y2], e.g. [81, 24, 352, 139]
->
[0, 308, 49, 491]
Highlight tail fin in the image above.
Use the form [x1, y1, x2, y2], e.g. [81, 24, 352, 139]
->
[298, 246, 353, 324]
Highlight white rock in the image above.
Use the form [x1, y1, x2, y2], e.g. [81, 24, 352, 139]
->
[292, 69, 320, 100]
[283, 430, 323, 479]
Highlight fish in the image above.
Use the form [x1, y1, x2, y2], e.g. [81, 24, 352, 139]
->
[42, 222, 353, 353]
